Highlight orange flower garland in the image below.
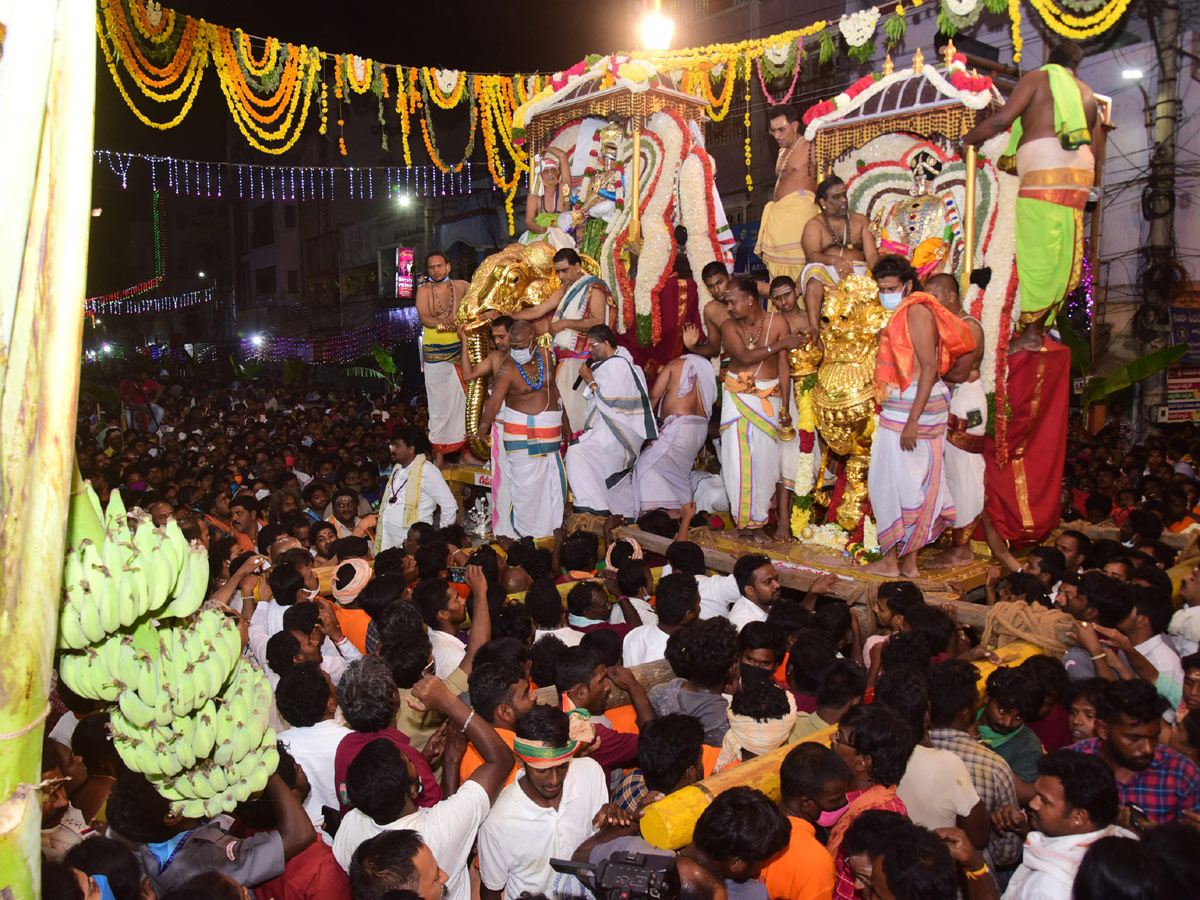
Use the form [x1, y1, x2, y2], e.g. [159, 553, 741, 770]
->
[423, 67, 467, 109]
[239, 29, 278, 77]
[344, 55, 375, 95]
[700, 55, 738, 121]
[420, 75, 476, 173]
[130, 0, 175, 43]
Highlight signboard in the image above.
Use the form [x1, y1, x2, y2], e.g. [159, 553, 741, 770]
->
[1171, 306, 1200, 363]
[396, 248, 415, 299]
[1166, 364, 1200, 422]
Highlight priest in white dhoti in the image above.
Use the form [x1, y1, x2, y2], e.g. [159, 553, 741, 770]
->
[377, 425, 458, 552]
[633, 354, 717, 514]
[512, 248, 614, 439]
[415, 251, 472, 465]
[566, 326, 657, 517]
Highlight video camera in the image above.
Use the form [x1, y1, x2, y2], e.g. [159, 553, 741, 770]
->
[550, 851, 676, 900]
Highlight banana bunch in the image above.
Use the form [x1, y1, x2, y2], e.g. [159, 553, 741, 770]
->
[58, 484, 200, 650]
[146, 662, 278, 817]
[57, 610, 241, 720]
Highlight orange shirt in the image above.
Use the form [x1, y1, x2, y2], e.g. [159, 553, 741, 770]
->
[760, 815, 836, 900]
[605, 704, 640, 735]
[334, 607, 372, 655]
[232, 531, 256, 554]
[701, 744, 722, 778]
[459, 727, 517, 786]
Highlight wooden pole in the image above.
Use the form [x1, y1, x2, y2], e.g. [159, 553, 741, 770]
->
[628, 117, 643, 252]
[0, 2, 94, 896]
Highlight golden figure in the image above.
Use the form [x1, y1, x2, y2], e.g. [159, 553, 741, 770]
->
[780, 334, 823, 442]
[455, 242, 561, 458]
[869, 150, 961, 279]
[573, 121, 626, 259]
[812, 275, 889, 532]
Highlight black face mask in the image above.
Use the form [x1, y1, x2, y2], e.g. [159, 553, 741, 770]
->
[739, 663, 773, 690]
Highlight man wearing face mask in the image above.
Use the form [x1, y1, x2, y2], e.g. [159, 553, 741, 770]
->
[761, 743, 850, 900]
[476, 320, 569, 539]
[864, 255, 975, 579]
[565, 325, 656, 517]
[512, 248, 615, 439]
[416, 251, 472, 467]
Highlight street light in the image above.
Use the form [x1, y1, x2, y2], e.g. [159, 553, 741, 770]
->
[251, 334, 264, 347]
[1123, 68, 1144, 80]
[396, 192, 411, 207]
[102, 343, 112, 354]
[639, 0, 673, 50]
[198, 270, 206, 277]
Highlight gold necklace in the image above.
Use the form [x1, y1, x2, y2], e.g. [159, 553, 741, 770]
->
[742, 312, 766, 350]
[776, 140, 797, 176]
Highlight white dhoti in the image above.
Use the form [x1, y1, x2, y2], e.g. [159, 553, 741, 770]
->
[945, 379, 987, 538]
[496, 406, 567, 538]
[555, 355, 589, 438]
[800, 261, 869, 291]
[778, 384, 799, 490]
[634, 415, 709, 513]
[422, 327, 466, 455]
[718, 378, 781, 529]
[691, 470, 730, 512]
[490, 407, 516, 539]
[566, 348, 656, 518]
[869, 383, 956, 555]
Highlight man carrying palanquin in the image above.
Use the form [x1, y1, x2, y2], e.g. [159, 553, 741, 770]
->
[416, 250, 474, 467]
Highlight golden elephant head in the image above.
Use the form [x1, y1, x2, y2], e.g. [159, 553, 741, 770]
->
[455, 241, 561, 326]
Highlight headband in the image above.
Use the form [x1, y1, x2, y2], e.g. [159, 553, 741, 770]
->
[512, 698, 596, 768]
[332, 557, 372, 605]
[713, 690, 798, 772]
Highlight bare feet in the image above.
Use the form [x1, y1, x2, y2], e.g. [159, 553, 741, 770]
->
[899, 560, 921, 579]
[773, 523, 795, 543]
[927, 545, 976, 569]
[459, 450, 486, 468]
[862, 557, 902, 576]
[740, 527, 774, 545]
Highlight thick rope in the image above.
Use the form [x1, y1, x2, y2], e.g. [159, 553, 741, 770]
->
[981, 601, 1076, 654]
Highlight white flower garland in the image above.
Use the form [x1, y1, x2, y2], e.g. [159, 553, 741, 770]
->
[973, 132, 1020, 393]
[434, 69, 461, 96]
[945, 0, 980, 14]
[765, 40, 793, 68]
[351, 56, 369, 85]
[146, 0, 164, 28]
[839, 8, 880, 47]
[804, 65, 996, 142]
[635, 112, 684, 326]
[679, 152, 720, 296]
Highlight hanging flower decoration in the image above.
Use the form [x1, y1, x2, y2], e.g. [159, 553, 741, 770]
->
[1010, 0, 1024, 62]
[131, 0, 172, 41]
[839, 8, 880, 47]
[757, 37, 802, 106]
[700, 55, 739, 121]
[1028, 0, 1133, 38]
[789, 373, 820, 534]
[424, 67, 466, 108]
[420, 74, 477, 173]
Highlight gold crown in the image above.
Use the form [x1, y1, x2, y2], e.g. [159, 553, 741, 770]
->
[597, 121, 624, 147]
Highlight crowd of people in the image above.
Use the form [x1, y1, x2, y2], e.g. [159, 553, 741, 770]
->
[40, 362, 1200, 900]
[43, 34, 1199, 900]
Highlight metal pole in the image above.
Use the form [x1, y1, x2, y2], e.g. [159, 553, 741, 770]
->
[628, 117, 642, 252]
[961, 145, 977, 293]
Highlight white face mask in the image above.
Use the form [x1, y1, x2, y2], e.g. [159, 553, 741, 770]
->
[511, 347, 533, 365]
[879, 290, 904, 310]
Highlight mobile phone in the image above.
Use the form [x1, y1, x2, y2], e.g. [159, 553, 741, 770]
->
[448, 566, 466, 584]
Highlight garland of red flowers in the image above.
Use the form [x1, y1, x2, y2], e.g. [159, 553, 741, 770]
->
[688, 145, 725, 263]
[947, 53, 994, 93]
[992, 257, 1020, 468]
[801, 74, 878, 125]
[756, 52, 802, 106]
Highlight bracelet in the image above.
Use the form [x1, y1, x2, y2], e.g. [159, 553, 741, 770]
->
[964, 863, 989, 880]
[1090, 652, 1106, 660]
[460, 709, 476, 733]
[766, 342, 772, 355]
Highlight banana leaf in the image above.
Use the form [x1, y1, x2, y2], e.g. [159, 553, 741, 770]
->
[1082, 344, 1187, 408]
[371, 343, 397, 376]
[342, 366, 396, 390]
[1055, 317, 1091, 375]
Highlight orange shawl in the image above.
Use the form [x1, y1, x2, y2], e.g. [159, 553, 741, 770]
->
[873, 292, 975, 404]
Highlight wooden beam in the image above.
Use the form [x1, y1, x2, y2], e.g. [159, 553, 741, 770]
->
[1082, 524, 1188, 550]
[616, 526, 1078, 645]
[534, 658, 676, 709]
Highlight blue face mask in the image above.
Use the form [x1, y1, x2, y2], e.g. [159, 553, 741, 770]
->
[879, 290, 904, 311]
[93, 874, 118, 900]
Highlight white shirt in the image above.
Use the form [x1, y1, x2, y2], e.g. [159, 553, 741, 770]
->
[429, 628, 467, 680]
[378, 458, 457, 551]
[277, 718, 353, 826]
[698, 574, 741, 620]
[1001, 826, 1134, 900]
[477, 758, 608, 900]
[610, 595, 658, 628]
[623, 625, 671, 668]
[248, 599, 351, 677]
[727, 596, 768, 631]
[333, 780, 491, 900]
[535, 626, 583, 647]
[896, 744, 981, 830]
[49, 711, 78, 747]
[1168, 606, 1200, 657]
[1136, 633, 1184, 723]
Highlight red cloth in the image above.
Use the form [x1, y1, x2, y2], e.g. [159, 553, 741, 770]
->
[985, 339, 1071, 543]
[334, 728, 441, 814]
[251, 839, 350, 900]
[119, 376, 161, 406]
[1027, 703, 1071, 753]
[617, 277, 705, 379]
[873, 292, 975, 403]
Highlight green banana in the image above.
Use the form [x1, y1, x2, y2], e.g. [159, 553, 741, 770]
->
[105, 489, 127, 530]
[118, 689, 156, 729]
[194, 701, 216, 759]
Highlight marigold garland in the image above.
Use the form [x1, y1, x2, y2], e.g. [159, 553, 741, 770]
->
[213, 34, 320, 154]
[744, 57, 754, 192]
[1028, 0, 1131, 38]
[420, 76, 477, 173]
[238, 30, 278, 76]
[345, 55, 375, 94]
[130, 0, 175, 43]
[424, 67, 467, 109]
[1009, 0, 1023, 62]
[700, 56, 738, 121]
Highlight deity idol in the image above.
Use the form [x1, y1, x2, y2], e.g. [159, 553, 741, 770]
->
[870, 150, 963, 280]
[570, 121, 626, 260]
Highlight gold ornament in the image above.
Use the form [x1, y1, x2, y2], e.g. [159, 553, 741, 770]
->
[812, 275, 888, 533]
[912, 47, 925, 72]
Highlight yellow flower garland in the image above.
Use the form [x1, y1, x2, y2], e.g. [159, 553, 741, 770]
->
[424, 67, 466, 109]
[1028, 0, 1132, 38]
[344, 56, 374, 95]
[238, 30, 278, 77]
[213, 38, 320, 154]
[1009, 0, 1023, 63]
[701, 55, 738, 122]
[129, 0, 175, 44]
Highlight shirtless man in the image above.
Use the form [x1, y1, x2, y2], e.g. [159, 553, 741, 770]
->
[718, 277, 804, 540]
[633, 351, 719, 514]
[416, 251, 475, 466]
[925, 274, 988, 568]
[475, 321, 568, 538]
[457, 315, 513, 382]
[800, 177, 880, 347]
[768, 275, 817, 540]
[512, 248, 611, 436]
[963, 41, 1099, 354]
[757, 105, 820, 282]
[683, 262, 770, 365]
